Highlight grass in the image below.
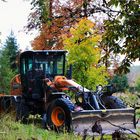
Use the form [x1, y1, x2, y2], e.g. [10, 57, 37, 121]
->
[0, 112, 140, 140]
[0, 113, 82, 140]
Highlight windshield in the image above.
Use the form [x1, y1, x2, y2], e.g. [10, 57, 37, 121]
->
[34, 54, 64, 76]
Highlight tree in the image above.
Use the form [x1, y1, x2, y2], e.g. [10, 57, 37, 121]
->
[63, 18, 108, 90]
[3, 31, 19, 72]
[28, 0, 140, 74]
[101, 0, 140, 74]
[27, 0, 87, 32]
[109, 74, 129, 92]
[31, 21, 65, 50]
[0, 31, 19, 94]
[28, 0, 108, 50]
[30, 0, 85, 50]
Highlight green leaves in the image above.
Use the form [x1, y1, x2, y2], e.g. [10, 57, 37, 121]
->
[63, 18, 108, 89]
[102, 0, 140, 74]
[108, 0, 119, 7]
[136, 77, 140, 92]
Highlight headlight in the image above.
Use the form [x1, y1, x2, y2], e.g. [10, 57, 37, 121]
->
[77, 96, 83, 103]
[75, 94, 83, 104]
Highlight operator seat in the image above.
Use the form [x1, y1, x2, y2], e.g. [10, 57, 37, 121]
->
[33, 69, 45, 99]
[26, 69, 45, 100]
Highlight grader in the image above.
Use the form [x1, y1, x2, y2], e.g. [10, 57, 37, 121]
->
[0, 50, 136, 135]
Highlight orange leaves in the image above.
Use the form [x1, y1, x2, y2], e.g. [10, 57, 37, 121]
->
[30, 0, 92, 50]
[31, 20, 64, 50]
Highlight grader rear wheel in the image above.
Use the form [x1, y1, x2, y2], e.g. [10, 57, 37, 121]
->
[16, 100, 29, 123]
[102, 96, 126, 109]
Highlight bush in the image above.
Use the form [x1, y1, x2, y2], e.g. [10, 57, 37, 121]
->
[109, 74, 129, 92]
[136, 77, 140, 92]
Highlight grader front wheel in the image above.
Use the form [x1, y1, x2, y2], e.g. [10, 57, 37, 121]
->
[51, 106, 65, 127]
[47, 98, 74, 132]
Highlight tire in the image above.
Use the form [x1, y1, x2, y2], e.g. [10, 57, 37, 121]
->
[1, 97, 11, 112]
[46, 98, 74, 132]
[16, 100, 29, 123]
[42, 113, 47, 129]
[102, 96, 126, 109]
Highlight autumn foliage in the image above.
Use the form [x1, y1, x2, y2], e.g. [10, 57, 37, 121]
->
[63, 18, 108, 89]
[29, 0, 140, 74]
[30, 0, 91, 50]
[31, 22, 63, 50]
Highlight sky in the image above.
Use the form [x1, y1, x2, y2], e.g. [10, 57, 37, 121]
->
[0, 0, 38, 51]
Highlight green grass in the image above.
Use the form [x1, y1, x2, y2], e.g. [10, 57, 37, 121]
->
[0, 112, 140, 140]
[0, 113, 82, 140]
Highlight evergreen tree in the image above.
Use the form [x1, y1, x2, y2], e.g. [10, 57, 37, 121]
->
[3, 31, 19, 72]
[0, 31, 19, 94]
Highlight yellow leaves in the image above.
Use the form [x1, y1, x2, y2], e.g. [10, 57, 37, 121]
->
[63, 18, 108, 89]
[64, 18, 101, 48]
[78, 18, 95, 32]
[91, 35, 102, 43]
[63, 18, 102, 65]
[70, 18, 96, 40]
[87, 67, 108, 89]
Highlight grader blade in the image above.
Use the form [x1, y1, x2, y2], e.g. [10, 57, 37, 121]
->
[72, 108, 135, 135]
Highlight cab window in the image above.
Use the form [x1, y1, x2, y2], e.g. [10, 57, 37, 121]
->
[21, 58, 33, 75]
